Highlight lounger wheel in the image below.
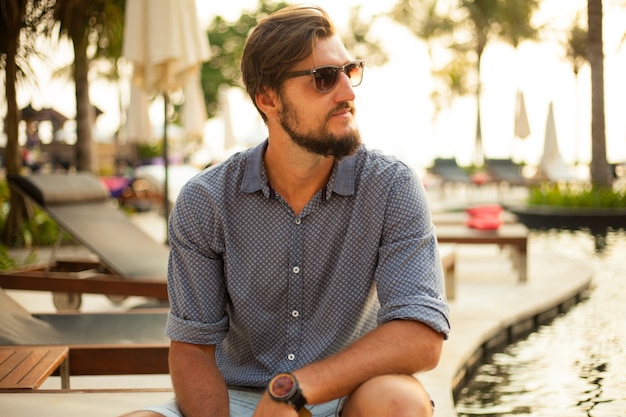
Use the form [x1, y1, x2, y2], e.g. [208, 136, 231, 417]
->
[105, 294, 129, 304]
[102, 275, 129, 304]
[52, 292, 82, 311]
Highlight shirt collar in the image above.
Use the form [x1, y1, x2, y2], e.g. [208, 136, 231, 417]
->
[240, 140, 266, 194]
[241, 139, 356, 197]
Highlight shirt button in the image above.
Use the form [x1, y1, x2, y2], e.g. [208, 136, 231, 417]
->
[288, 354, 295, 361]
[292, 266, 300, 274]
[295, 218, 302, 225]
[291, 310, 299, 318]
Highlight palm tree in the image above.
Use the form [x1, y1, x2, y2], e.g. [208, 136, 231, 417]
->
[587, 0, 611, 187]
[497, 0, 541, 48]
[1, 0, 56, 244]
[53, 0, 125, 173]
[564, 16, 588, 165]
[390, 0, 539, 167]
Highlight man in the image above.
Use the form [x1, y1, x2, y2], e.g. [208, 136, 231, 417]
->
[124, 5, 449, 417]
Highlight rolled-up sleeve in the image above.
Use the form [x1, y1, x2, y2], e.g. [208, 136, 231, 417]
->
[165, 180, 230, 345]
[374, 166, 451, 338]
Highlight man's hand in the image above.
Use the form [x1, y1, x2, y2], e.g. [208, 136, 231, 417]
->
[252, 391, 299, 417]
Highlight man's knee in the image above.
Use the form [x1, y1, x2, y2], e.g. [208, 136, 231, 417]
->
[118, 411, 165, 417]
[342, 375, 433, 417]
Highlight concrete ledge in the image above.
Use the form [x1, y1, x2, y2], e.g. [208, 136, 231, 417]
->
[0, 235, 594, 416]
[0, 391, 174, 416]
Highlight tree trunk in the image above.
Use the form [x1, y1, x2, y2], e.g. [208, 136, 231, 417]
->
[69, 7, 96, 173]
[587, 0, 610, 187]
[2, 0, 31, 246]
[473, 45, 486, 168]
[473, 101, 484, 167]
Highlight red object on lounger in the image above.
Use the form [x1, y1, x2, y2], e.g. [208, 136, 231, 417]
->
[465, 205, 503, 230]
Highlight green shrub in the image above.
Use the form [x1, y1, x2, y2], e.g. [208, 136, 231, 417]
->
[527, 183, 626, 208]
[0, 245, 17, 270]
[0, 178, 79, 270]
[137, 143, 163, 160]
[0, 179, 74, 248]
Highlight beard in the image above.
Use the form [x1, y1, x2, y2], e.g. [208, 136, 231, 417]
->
[278, 100, 361, 160]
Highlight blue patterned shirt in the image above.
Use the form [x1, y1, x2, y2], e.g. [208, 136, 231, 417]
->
[165, 140, 450, 388]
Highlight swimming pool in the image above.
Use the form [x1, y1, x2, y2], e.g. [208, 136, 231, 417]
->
[455, 230, 626, 417]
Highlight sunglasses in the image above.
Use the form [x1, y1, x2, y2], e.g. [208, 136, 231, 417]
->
[284, 61, 365, 93]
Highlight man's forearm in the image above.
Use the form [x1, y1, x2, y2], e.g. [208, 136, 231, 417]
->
[169, 341, 230, 417]
[294, 319, 443, 405]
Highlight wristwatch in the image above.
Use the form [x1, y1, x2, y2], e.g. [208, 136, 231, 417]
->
[267, 372, 311, 417]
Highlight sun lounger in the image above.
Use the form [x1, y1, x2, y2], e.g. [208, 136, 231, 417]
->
[431, 209, 518, 226]
[435, 223, 528, 283]
[0, 173, 169, 309]
[438, 244, 457, 301]
[430, 158, 473, 186]
[0, 289, 169, 377]
[484, 158, 529, 187]
[133, 164, 200, 206]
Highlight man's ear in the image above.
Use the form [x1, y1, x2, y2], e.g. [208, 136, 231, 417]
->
[255, 88, 280, 119]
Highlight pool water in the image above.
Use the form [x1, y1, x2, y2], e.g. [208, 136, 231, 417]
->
[455, 230, 626, 417]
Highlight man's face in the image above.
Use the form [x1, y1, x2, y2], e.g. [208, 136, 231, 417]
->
[277, 36, 362, 159]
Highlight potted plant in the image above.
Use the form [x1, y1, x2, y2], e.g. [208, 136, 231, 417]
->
[506, 183, 626, 233]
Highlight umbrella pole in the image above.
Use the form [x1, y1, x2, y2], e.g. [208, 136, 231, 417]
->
[163, 93, 170, 243]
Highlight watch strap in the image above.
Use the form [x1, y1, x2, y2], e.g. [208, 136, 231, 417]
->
[289, 387, 307, 411]
[298, 407, 312, 417]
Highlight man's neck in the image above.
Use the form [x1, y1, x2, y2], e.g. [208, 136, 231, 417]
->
[264, 138, 335, 216]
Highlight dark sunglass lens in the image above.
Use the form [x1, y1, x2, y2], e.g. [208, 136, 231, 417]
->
[346, 63, 363, 86]
[314, 67, 340, 92]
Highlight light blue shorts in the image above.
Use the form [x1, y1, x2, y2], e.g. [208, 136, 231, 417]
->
[143, 387, 344, 417]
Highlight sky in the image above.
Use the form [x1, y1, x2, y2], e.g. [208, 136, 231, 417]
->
[8, 0, 626, 171]
[194, 0, 626, 170]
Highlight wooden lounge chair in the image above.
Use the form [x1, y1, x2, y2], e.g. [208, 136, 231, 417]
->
[431, 209, 518, 226]
[438, 244, 457, 301]
[0, 288, 169, 377]
[435, 223, 529, 283]
[0, 173, 169, 310]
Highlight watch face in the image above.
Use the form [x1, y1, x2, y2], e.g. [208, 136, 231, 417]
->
[270, 374, 295, 398]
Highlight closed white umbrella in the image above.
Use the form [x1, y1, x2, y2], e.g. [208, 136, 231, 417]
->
[539, 102, 576, 181]
[123, 0, 210, 92]
[125, 84, 152, 145]
[514, 90, 530, 139]
[511, 90, 531, 162]
[541, 102, 559, 166]
[123, 0, 210, 234]
[182, 70, 208, 140]
[219, 87, 237, 152]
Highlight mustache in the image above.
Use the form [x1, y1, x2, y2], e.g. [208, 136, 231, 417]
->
[328, 102, 355, 118]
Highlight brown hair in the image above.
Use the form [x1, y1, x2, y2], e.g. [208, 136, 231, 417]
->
[241, 5, 335, 121]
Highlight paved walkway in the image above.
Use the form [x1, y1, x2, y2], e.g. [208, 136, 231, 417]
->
[0, 187, 595, 416]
